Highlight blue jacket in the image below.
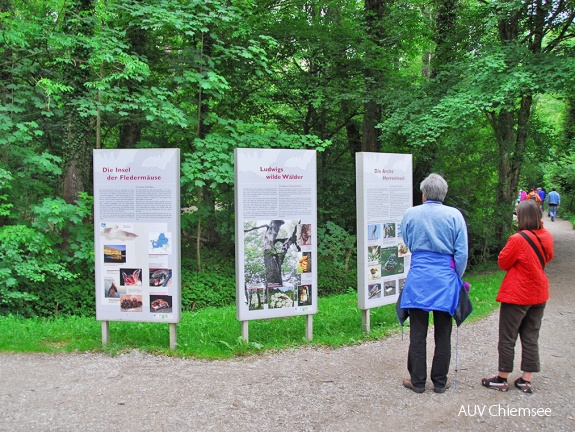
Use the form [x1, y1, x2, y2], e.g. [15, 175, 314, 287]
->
[400, 251, 462, 314]
[399, 201, 468, 314]
[547, 190, 560, 205]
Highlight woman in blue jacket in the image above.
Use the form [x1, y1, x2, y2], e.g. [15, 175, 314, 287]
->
[400, 173, 468, 394]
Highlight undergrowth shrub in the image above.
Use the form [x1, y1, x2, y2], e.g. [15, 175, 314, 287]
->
[317, 222, 357, 296]
[0, 194, 94, 317]
[29, 274, 96, 317]
[181, 267, 236, 310]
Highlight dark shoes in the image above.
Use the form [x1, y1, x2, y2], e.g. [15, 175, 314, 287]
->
[481, 376, 509, 391]
[403, 379, 425, 394]
[514, 377, 533, 394]
[403, 379, 450, 393]
[433, 384, 449, 394]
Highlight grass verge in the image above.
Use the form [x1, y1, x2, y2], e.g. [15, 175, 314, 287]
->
[0, 269, 504, 359]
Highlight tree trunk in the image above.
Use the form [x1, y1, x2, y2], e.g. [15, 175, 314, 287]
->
[117, 10, 148, 149]
[61, 0, 94, 203]
[489, 7, 536, 246]
[118, 122, 142, 149]
[431, 0, 459, 78]
[63, 157, 84, 204]
[362, 0, 387, 152]
[263, 221, 299, 286]
[362, 100, 381, 152]
[264, 220, 286, 285]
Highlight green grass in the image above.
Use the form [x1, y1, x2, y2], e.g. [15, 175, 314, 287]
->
[0, 269, 504, 359]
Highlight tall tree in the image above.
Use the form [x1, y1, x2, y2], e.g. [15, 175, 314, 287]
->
[362, 0, 389, 152]
[61, 0, 95, 203]
[486, 0, 575, 242]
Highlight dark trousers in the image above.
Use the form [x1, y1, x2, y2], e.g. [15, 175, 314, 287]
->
[408, 308, 453, 388]
[498, 302, 546, 373]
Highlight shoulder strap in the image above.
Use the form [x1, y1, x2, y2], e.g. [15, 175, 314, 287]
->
[529, 230, 549, 261]
[519, 231, 545, 270]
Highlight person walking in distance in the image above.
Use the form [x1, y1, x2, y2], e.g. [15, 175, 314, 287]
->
[527, 187, 541, 204]
[547, 188, 560, 221]
[537, 187, 546, 213]
[481, 200, 554, 393]
[399, 173, 469, 394]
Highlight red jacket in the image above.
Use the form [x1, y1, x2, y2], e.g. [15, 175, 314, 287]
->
[496, 227, 554, 305]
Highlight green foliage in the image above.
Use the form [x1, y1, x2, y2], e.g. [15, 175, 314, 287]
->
[0, 168, 14, 218]
[317, 222, 357, 296]
[0, 267, 505, 358]
[0, 192, 94, 317]
[25, 195, 95, 316]
[544, 152, 575, 196]
[1, 0, 575, 319]
[0, 224, 52, 315]
[317, 153, 357, 232]
[181, 266, 236, 311]
[181, 119, 330, 192]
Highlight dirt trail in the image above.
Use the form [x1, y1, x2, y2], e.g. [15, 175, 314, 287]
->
[1, 217, 574, 432]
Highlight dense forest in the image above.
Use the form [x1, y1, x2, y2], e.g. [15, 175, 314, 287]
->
[1, 0, 574, 317]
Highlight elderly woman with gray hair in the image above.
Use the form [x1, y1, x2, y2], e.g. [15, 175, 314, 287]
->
[399, 173, 469, 394]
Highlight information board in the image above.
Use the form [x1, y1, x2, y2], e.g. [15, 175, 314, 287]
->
[93, 149, 181, 323]
[235, 148, 318, 321]
[356, 152, 412, 310]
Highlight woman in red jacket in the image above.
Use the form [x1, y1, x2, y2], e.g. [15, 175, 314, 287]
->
[481, 200, 554, 393]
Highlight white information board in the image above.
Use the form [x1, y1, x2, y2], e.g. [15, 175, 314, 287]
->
[235, 148, 318, 321]
[356, 152, 412, 310]
[93, 149, 181, 323]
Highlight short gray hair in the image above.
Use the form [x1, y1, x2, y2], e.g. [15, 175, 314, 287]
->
[420, 173, 448, 201]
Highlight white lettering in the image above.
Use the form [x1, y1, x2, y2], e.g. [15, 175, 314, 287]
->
[485, 405, 552, 417]
[459, 405, 486, 417]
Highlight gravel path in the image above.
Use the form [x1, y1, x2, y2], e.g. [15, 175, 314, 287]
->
[1, 218, 574, 432]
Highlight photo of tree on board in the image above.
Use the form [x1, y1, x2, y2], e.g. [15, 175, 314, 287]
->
[243, 220, 301, 310]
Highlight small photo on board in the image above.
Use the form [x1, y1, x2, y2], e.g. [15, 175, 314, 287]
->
[368, 245, 381, 263]
[383, 223, 396, 238]
[150, 295, 173, 313]
[368, 224, 381, 240]
[398, 242, 409, 257]
[298, 285, 312, 306]
[245, 284, 266, 311]
[104, 278, 120, 298]
[368, 283, 382, 299]
[120, 294, 143, 312]
[383, 280, 397, 297]
[103, 245, 126, 264]
[297, 224, 312, 246]
[101, 224, 138, 241]
[268, 284, 295, 309]
[368, 264, 381, 280]
[149, 268, 172, 287]
[398, 278, 406, 293]
[380, 246, 404, 277]
[298, 252, 312, 273]
[120, 268, 142, 286]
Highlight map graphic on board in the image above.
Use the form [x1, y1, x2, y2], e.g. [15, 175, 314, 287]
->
[149, 232, 172, 254]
